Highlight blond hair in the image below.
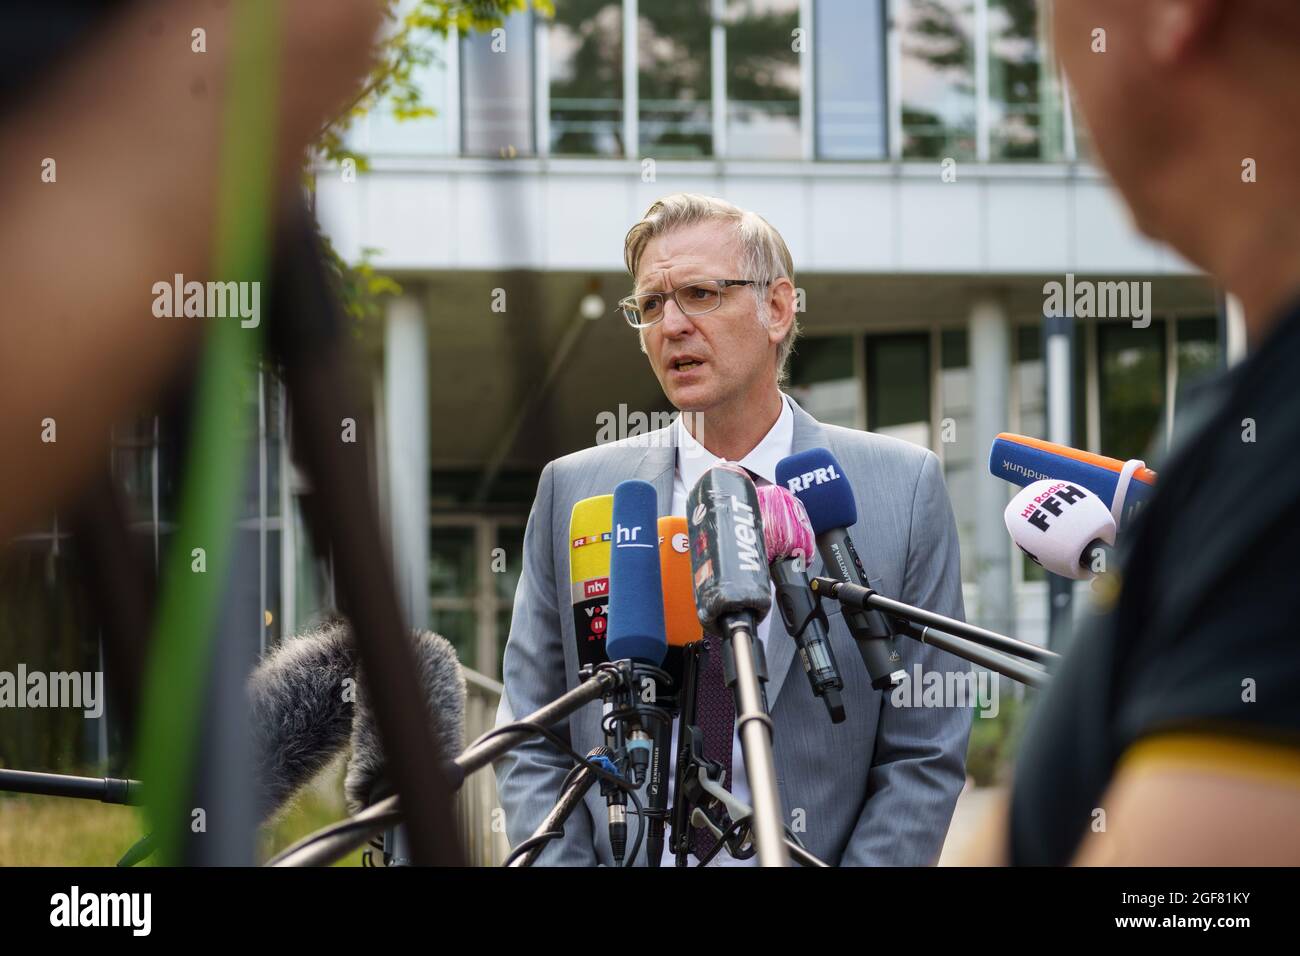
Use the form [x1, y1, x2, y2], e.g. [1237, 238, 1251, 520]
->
[623, 193, 799, 385]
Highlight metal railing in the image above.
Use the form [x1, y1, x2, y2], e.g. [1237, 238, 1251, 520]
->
[457, 666, 511, 866]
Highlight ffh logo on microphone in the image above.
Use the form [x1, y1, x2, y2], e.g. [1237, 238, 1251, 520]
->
[1019, 482, 1090, 531]
[784, 463, 841, 493]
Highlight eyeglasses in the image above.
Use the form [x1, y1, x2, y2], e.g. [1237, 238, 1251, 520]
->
[618, 278, 763, 330]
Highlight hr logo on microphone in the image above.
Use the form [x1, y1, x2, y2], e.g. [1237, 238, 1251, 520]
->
[615, 523, 654, 548]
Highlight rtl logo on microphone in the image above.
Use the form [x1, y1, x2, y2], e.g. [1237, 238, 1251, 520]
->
[1018, 481, 1089, 531]
[784, 463, 841, 493]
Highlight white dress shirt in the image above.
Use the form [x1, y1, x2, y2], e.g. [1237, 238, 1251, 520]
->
[657, 394, 794, 866]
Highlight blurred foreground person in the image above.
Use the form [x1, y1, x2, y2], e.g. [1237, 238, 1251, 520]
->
[970, 0, 1300, 865]
[0, 0, 384, 541]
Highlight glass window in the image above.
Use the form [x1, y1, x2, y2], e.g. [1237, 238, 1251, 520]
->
[1015, 324, 1045, 438]
[550, 1, 624, 156]
[787, 335, 858, 428]
[1176, 316, 1220, 403]
[1098, 321, 1167, 461]
[1015, 325, 1046, 581]
[725, 0, 801, 159]
[367, 32, 455, 156]
[494, 524, 526, 602]
[429, 525, 477, 598]
[461, 9, 535, 156]
[988, 0, 1064, 160]
[939, 329, 975, 582]
[866, 333, 931, 447]
[814, 0, 888, 160]
[899, 0, 976, 160]
[638, 0, 713, 157]
[496, 607, 513, 680]
[431, 608, 477, 668]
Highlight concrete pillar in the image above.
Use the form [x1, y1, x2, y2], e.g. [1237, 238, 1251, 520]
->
[384, 296, 430, 632]
[969, 295, 1014, 637]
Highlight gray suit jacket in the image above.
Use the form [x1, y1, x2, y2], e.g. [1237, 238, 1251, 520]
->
[493, 396, 972, 866]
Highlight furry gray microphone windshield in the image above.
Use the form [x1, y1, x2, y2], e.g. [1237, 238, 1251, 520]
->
[248, 620, 359, 820]
[345, 630, 466, 813]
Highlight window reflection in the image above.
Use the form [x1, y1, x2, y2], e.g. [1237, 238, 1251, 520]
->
[815, 0, 888, 160]
[867, 333, 932, 447]
[787, 335, 858, 428]
[550, 1, 624, 156]
[1098, 321, 1167, 461]
[899, 0, 976, 160]
[988, 0, 1063, 160]
[462, 9, 535, 156]
[725, 0, 801, 159]
[638, 0, 713, 157]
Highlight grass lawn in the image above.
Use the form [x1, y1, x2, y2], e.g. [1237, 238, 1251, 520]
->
[0, 760, 365, 867]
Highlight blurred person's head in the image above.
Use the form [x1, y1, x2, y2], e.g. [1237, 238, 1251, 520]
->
[622, 194, 798, 433]
[1050, 0, 1300, 341]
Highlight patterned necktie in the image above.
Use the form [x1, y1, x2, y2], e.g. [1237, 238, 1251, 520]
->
[689, 634, 735, 861]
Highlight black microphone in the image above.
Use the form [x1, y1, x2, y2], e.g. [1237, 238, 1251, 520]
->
[247, 620, 359, 821]
[756, 484, 846, 723]
[686, 462, 790, 867]
[686, 463, 773, 637]
[776, 449, 906, 690]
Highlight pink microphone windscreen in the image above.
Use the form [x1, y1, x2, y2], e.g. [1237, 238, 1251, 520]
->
[756, 483, 816, 565]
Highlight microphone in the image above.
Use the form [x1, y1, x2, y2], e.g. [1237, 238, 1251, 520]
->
[658, 514, 704, 686]
[686, 463, 789, 867]
[776, 448, 906, 690]
[248, 619, 359, 821]
[605, 479, 669, 863]
[650, 515, 703, 865]
[607, 480, 669, 666]
[685, 463, 772, 635]
[989, 433, 1157, 530]
[569, 494, 614, 669]
[1005, 479, 1116, 580]
[344, 630, 467, 814]
[756, 484, 846, 723]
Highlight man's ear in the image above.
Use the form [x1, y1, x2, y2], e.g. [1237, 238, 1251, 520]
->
[1146, 0, 1224, 64]
[766, 278, 796, 345]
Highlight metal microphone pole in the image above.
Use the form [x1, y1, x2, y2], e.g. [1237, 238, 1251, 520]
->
[809, 577, 1054, 688]
[720, 613, 788, 868]
[810, 577, 1059, 666]
[509, 747, 615, 867]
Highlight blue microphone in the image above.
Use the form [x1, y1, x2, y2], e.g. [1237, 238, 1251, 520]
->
[776, 448, 905, 689]
[607, 480, 669, 666]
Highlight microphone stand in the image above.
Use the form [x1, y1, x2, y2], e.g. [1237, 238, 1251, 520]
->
[268, 659, 658, 867]
[809, 577, 1057, 688]
[507, 747, 615, 868]
[719, 613, 789, 868]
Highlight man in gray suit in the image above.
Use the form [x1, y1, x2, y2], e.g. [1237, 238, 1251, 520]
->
[494, 194, 972, 866]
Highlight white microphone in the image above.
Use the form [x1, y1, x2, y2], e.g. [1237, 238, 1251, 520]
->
[1005, 479, 1116, 580]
